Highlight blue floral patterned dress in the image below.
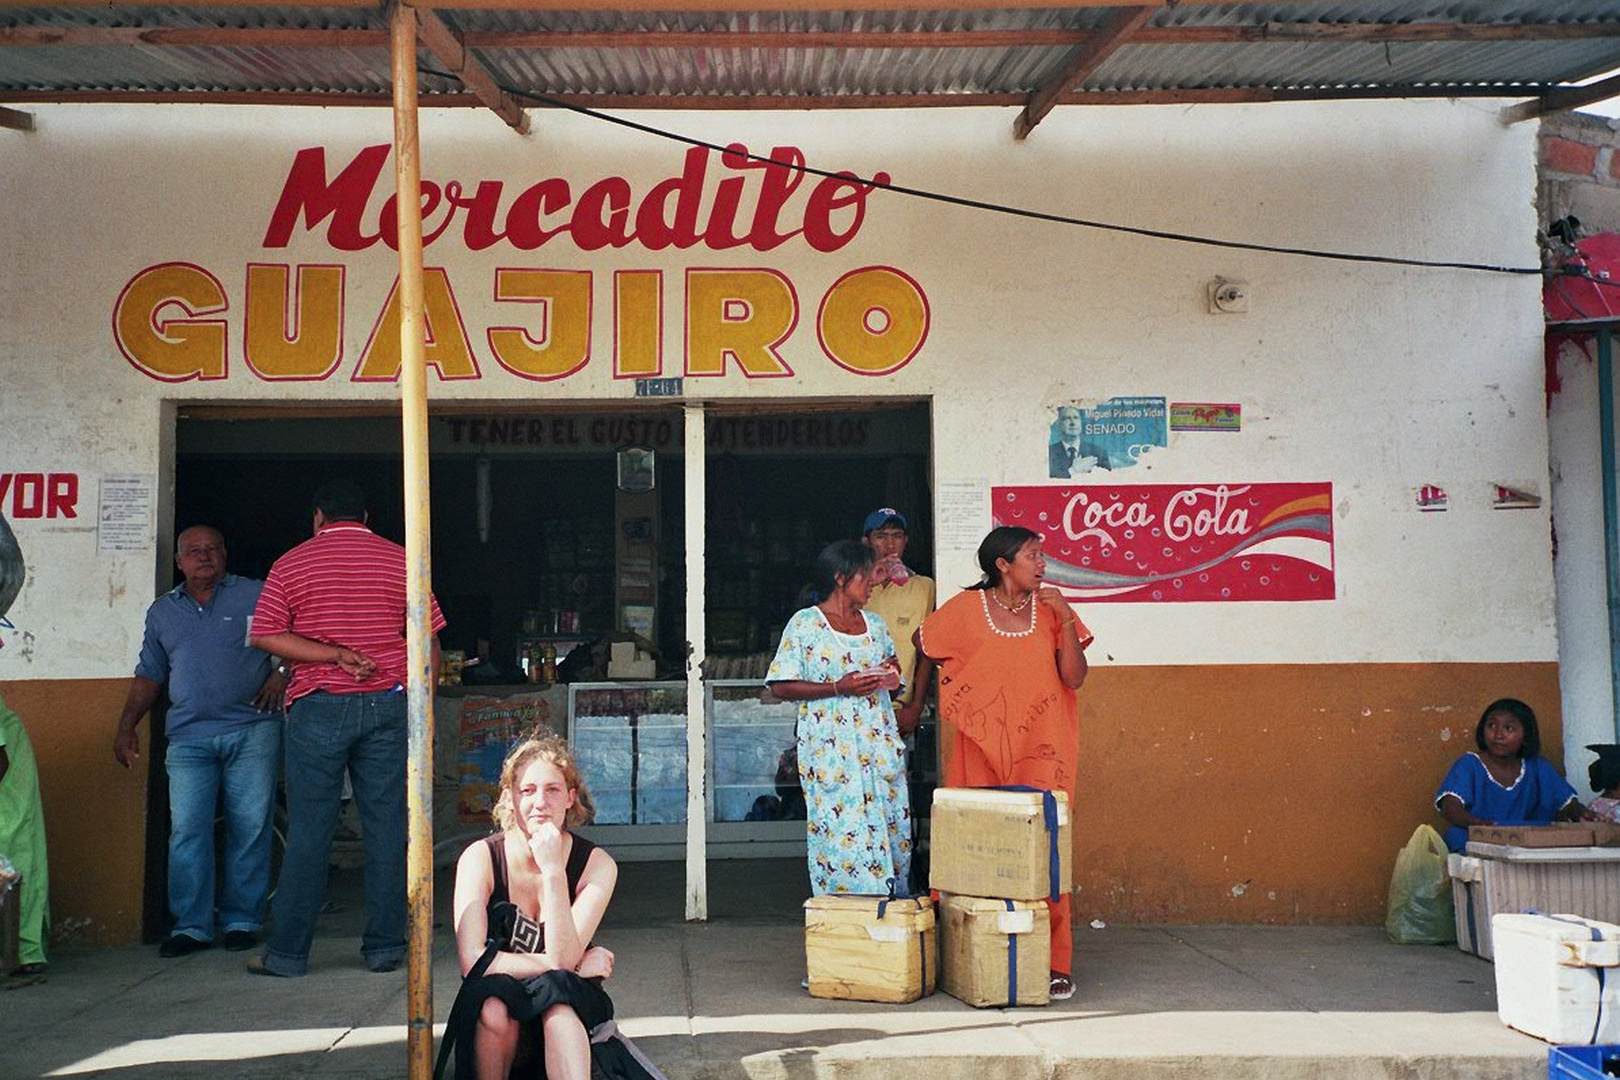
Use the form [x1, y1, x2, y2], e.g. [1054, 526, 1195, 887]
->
[766, 606, 912, 895]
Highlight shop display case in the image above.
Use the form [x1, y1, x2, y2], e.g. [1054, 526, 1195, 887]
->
[569, 682, 687, 826]
[708, 681, 801, 825]
[567, 679, 805, 858]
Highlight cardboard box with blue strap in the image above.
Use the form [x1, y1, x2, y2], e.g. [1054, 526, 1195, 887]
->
[804, 883, 937, 1004]
[940, 895, 1049, 1007]
[930, 787, 1071, 901]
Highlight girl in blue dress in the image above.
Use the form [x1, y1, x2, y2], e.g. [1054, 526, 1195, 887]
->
[1434, 697, 1587, 853]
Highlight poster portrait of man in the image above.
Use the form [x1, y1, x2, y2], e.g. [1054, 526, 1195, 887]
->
[1048, 405, 1111, 478]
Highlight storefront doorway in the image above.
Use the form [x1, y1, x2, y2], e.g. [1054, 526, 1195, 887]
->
[158, 400, 931, 922]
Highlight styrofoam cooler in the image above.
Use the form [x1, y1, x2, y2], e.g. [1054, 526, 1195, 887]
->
[1492, 913, 1620, 1045]
[1448, 843, 1620, 961]
[930, 788, 1071, 902]
[804, 894, 937, 1004]
[939, 895, 1049, 1008]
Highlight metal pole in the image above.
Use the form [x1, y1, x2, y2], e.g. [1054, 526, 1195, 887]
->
[683, 402, 708, 920]
[389, 5, 436, 1077]
[1599, 329, 1620, 740]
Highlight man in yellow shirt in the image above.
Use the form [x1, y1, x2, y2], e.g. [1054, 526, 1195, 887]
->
[860, 508, 935, 736]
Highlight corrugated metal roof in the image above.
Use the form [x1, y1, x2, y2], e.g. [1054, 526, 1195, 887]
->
[4, 1, 1620, 119]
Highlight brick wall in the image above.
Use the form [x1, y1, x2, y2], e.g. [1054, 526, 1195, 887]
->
[1541, 111, 1620, 233]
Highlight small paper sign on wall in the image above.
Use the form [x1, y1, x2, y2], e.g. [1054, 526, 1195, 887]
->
[1492, 484, 1540, 510]
[1416, 485, 1448, 512]
[98, 474, 155, 554]
[1169, 402, 1241, 432]
[993, 482, 1333, 602]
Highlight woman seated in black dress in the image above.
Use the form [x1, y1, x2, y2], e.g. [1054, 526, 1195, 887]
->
[451, 732, 618, 1080]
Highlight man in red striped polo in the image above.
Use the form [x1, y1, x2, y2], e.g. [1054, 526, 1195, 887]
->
[245, 478, 445, 978]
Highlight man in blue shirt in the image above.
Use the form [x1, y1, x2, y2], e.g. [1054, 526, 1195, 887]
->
[113, 526, 287, 957]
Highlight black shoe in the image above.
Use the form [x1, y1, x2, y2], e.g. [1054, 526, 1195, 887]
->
[223, 930, 258, 952]
[367, 959, 400, 974]
[158, 934, 212, 959]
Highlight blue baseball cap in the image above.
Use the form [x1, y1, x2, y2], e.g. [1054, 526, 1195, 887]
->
[863, 508, 906, 534]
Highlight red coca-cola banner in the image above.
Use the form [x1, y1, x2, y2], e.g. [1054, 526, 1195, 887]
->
[992, 482, 1334, 603]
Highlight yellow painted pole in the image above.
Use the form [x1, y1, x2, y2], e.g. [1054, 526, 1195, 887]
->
[389, 5, 436, 1078]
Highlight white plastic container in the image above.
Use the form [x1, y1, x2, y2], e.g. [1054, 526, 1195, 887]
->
[1448, 843, 1620, 960]
[1491, 913, 1620, 1045]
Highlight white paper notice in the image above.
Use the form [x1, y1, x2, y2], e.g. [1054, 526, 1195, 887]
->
[99, 475, 155, 555]
[937, 479, 988, 549]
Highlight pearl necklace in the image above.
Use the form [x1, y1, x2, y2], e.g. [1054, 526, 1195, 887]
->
[981, 589, 1037, 637]
[988, 589, 1030, 613]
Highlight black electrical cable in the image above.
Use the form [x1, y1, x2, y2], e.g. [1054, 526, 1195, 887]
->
[418, 64, 1544, 278]
[1562, 267, 1620, 293]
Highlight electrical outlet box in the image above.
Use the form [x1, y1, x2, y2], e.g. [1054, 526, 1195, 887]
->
[1207, 277, 1250, 314]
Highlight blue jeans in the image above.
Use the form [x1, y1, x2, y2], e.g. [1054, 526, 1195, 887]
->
[165, 718, 282, 941]
[262, 690, 407, 976]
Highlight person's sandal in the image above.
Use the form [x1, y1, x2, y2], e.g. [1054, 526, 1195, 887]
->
[4, 963, 47, 989]
[1048, 971, 1074, 1001]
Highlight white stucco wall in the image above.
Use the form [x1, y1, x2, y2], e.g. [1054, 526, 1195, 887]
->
[0, 99, 1546, 680]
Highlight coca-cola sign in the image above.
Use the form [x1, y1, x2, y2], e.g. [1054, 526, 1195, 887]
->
[993, 482, 1334, 602]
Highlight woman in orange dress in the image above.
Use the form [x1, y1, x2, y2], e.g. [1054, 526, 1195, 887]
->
[909, 525, 1091, 1000]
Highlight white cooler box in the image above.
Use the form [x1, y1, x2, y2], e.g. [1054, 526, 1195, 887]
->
[1447, 842, 1620, 960]
[1492, 913, 1620, 1045]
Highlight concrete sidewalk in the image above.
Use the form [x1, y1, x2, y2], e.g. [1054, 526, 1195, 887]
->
[2, 863, 1561, 1080]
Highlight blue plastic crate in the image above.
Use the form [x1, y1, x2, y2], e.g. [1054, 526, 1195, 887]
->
[1550, 1045, 1620, 1080]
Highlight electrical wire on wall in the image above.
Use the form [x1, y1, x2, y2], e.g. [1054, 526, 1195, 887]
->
[420, 66, 1544, 278]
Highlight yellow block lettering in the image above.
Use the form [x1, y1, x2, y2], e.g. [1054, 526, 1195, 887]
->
[244, 263, 345, 380]
[355, 268, 480, 381]
[114, 263, 229, 381]
[818, 266, 928, 375]
[684, 268, 796, 378]
[488, 268, 591, 381]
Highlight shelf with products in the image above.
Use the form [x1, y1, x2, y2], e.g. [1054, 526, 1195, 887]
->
[704, 516, 821, 656]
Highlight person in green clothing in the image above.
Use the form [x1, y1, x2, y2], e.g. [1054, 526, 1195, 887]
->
[0, 512, 46, 979]
[0, 693, 48, 976]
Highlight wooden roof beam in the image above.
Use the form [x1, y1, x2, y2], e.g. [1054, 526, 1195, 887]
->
[1501, 71, 1620, 124]
[474, 21, 1620, 49]
[0, 105, 34, 131]
[0, 83, 1555, 111]
[0, 26, 383, 47]
[5, 21, 1618, 52]
[1014, 4, 1154, 139]
[0, 0, 1383, 10]
[406, 2, 529, 133]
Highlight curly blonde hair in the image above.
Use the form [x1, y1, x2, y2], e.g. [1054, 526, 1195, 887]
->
[492, 729, 596, 830]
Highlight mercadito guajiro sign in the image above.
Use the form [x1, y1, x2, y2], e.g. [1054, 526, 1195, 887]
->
[994, 483, 1335, 602]
[111, 143, 930, 385]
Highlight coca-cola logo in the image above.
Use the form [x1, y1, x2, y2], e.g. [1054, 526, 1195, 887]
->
[1062, 485, 1251, 549]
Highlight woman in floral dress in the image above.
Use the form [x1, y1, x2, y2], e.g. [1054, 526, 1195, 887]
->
[766, 540, 910, 895]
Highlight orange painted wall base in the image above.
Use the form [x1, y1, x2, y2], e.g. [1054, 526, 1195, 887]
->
[1, 678, 145, 947]
[1069, 661, 1562, 924]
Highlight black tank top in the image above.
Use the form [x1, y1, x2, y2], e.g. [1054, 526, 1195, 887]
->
[484, 831, 596, 954]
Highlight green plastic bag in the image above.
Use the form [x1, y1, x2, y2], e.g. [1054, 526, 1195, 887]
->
[1384, 823, 1456, 944]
